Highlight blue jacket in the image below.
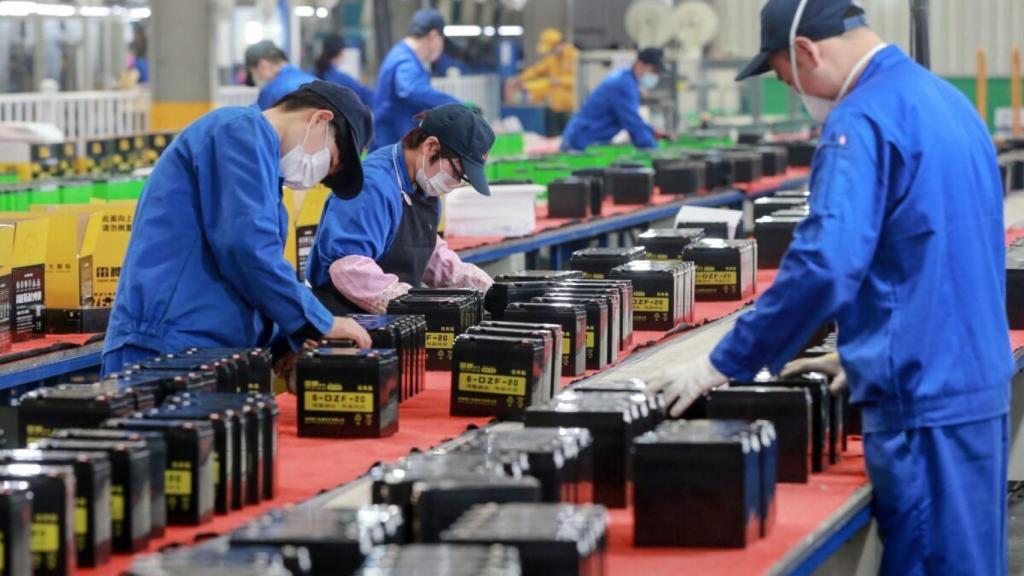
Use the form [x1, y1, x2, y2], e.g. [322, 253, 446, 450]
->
[372, 42, 459, 150]
[316, 66, 374, 108]
[257, 64, 318, 110]
[103, 107, 333, 357]
[306, 144, 414, 285]
[560, 68, 656, 151]
[711, 46, 1012, 433]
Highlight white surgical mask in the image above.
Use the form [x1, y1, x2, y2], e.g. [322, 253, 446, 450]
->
[280, 120, 331, 190]
[640, 73, 659, 90]
[415, 153, 461, 197]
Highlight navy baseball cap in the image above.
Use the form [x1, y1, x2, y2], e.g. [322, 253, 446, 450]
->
[421, 104, 496, 196]
[637, 47, 665, 72]
[735, 0, 867, 81]
[408, 9, 446, 36]
[294, 81, 374, 199]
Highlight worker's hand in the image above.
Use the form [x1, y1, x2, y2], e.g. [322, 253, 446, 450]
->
[781, 352, 848, 396]
[326, 317, 372, 349]
[645, 354, 729, 418]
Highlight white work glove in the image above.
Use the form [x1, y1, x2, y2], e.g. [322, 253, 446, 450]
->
[645, 354, 729, 418]
[781, 352, 848, 396]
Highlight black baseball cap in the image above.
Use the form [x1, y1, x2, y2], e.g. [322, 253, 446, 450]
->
[245, 40, 288, 69]
[293, 81, 374, 199]
[735, 0, 867, 81]
[408, 9, 446, 36]
[637, 47, 665, 72]
[420, 104, 495, 196]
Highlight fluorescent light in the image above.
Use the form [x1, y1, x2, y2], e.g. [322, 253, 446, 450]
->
[0, 1, 37, 16]
[34, 3, 75, 16]
[444, 25, 482, 37]
[79, 5, 111, 16]
[498, 25, 524, 37]
[483, 26, 495, 37]
[315, 6, 328, 18]
[244, 21, 264, 45]
[293, 5, 314, 17]
[127, 7, 150, 19]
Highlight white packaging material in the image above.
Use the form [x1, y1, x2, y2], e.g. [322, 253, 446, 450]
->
[674, 205, 744, 239]
[444, 183, 542, 238]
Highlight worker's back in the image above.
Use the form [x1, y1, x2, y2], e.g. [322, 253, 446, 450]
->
[561, 68, 654, 151]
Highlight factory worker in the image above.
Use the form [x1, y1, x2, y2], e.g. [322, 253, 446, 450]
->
[372, 9, 460, 150]
[307, 104, 495, 314]
[247, 40, 318, 111]
[313, 33, 374, 108]
[646, 1, 1012, 574]
[101, 81, 375, 376]
[508, 28, 579, 114]
[559, 47, 662, 152]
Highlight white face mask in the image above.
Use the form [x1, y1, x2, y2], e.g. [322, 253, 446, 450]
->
[280, 120, 331, 190]
[415, 153, 461, 197]
[640, 73, 659, 90]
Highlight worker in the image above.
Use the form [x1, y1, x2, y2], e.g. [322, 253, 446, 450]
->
[101, 81, 375, 376]
[246, 40, 318, 111]
[372, 9, 460, 150]
[508, 28, 579, 114]
[647, 1, 1012, 574]
[559, 47, 663, 152]
[313, 32, 374, 108]
[306, 103, 494, 314]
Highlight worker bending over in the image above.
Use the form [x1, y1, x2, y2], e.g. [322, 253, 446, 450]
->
[313, 33, 374, 108]
[247, 40, 318, 111]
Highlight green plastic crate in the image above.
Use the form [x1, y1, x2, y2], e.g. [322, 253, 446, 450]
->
[491, 133, 525, 158]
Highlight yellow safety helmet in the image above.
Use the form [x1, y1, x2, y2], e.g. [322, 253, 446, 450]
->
[537, 28, 563, 54]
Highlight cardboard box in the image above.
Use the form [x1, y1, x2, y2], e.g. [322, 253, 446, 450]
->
[292, 185, 331, 283]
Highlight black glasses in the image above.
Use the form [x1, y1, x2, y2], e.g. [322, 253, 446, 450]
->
[440, 148, 471, 184]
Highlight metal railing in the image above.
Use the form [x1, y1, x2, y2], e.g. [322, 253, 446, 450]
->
[0, 89, 150, 140]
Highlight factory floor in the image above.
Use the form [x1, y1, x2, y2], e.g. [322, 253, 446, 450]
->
[1009, 485, 1024, 573]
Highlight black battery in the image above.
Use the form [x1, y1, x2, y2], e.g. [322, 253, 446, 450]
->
[110, 368, 217, 404]
[451, 334, 547, 417]
[0, 465, 75, 576]
[683, 239, 758, 301]
[441, 503, 607, 576]
[706, 387, 812, 483]
[774, 188, 811, 200]
[556, 388, 665, 435]
[610, 260, 695, 331]
[632, 420, 760, 548]
[637, 228, 706, 261]
[465, 327, 555, 401]
[754, 214, 805, 269]
[505, 303, 587, 377]
[786, 140, 817, 167]
[485, 281, 553, 321]
[407, 288, 484, 324]
[605, 167, 654, 205]
[547, 178, 591, 218]
[230, 505, 404, 576]
[733, 374, 830, 473]
[345, 315, 427, 402]
[682, 152, 733, 189]
[355, 544, 523, 576]
[181, 349, 249, 394]
[0, 449, 111, 567]
[1008, 244, 1024, 329]
[569, 247, 645, 279]
[90, 419, 215, 526]
[495, 270, 583, 283]
[0, 481, 31, 576]
[409, 475, 542, 543]
[32, 438, 150, 554]
[42, 307, 111, 334]
[18, 385, 135, 446]
[724, 151, 763, 183]
[556, 278, 634, 348]
[144, 407, 237, 515]
[754, 145, 789, 177]
[478, 321, 564, 396]
[128, 542, 313, 576]
[388, 293, 479, 372]
[93, 379, 158, 412]
[532, 296, 608, 371]
[571, 168, 606, 216]
[452, 427, 595, 504]
[752, 196, 808, 219]
[296, 348, 400, 438]
[653, 158, 705, 196]
[677, 220, 729, 239]
[186, 348, 272, 394]
[544, 287, 620, 367]
[131, 355, 236, 393]
[830, 388, 846, 464]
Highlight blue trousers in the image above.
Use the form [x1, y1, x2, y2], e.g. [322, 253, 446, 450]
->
[864, 414, 1008, 575]
[100, 344, 161, 377]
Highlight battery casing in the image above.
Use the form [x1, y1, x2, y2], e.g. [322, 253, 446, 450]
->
[653, 158, 705, 196]
[355, 544, 522, 576]
[605, 167, 654, 205]
[185, 347, 272, 394]
[610, 260, 695, 330]
[464, 327, 555, 401]
[478, 321, 564, 396]
[638, 228, 706, 261]
[485, 281, 553, 321]
[683, 239, 758, 301]
[0, 481, 32, 576]
[732, 374, 830, 472]
[547, 178, 591, 218]
[42, 307, 111, 334]
[543, 287, 620, 366]
[296, 348, 400, 438]
[0, 465, 76, 576]
[752, 196, 807, 219]
[754, 214, 807, 269]
[569, 247, 645, 279]
[557, 279, 634, 347]
[1008, 242, 1024, 329]
[532, 296, 609, 370]
[505, 303, 587, 377]
[451, 335, 547, 417]
[388, 294, 479, 372]
[18, 385, 135, 446]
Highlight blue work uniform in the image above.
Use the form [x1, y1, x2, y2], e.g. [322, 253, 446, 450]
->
[306, 144, 439, 314]
[257, 64, 318, 111]
[101, 106, 334, 375]
[372, 42, 459, 150]
[316, 66, 374, 108]
[560, 68, 656, 152]
[710, 46, 1011, 575]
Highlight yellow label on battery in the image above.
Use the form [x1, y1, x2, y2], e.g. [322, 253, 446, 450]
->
[111, 493, 124, 522]
[562, 336, 571, 353]
[458, 372, 527, 396]
[213, 453, 220, 487]
[303, 391, 374, 413]
[118, 140, 130, 151]
[30, 515, 59, 553]
[75, 498, 87, 536]
[426, 332, 455, 349]
[634, 297, 670, 312]
[25, 424, 53, 445]
[0, 531, 5, 571]
[166, 468, 193, 496]
[583, 272, 605, 279]
[155, 136, 166, 147]
[696, 271, 737, 285]
[37, 147, 50, 159]
[91, 142, 102, 154]
[586, 329, 595, 348]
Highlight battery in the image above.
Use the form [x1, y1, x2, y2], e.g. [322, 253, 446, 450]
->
[186, 347, 272, 394]
[706, 387, 812, 483]
[732, 374, 830, 472]
[753, 214, 805, 269]
[569, 247, 645, 279]
[494, 270, 583, 283]
[409, 475, 542, 543]
[754, 145, 789, 177]
[441, 503, 608, 576]
[682, 152, 733, 189]
[547, 178, 591, 218]
[181, 350, 249, 394]
[637, 228, 706, 261]
[610, 260, 695, 331]
[556, 278, 634, 348]
[388, 293, 479, 372]
[605, 167, 654, 205]
[0, 481, 32, 576]
[131, 356, 236, 394]
[407, 288, 484, 325]
[653, 158, 705, 196]
[32, 438, 151, 553]
[683, 239, 758, 301]
[478, 321, 564, 396]
[18, 385, 135, 446]
[465, 327, 555, 401]
[0, 464, 75, 576]
[1008, 243, 1024, 329]
[543, 287, 620, 367]
[43, 307, 111, 334]
[128, 542, 312, 576]
[296, 348, 400, 438]
[0, 450, 111, 567]
[92, 379, 158, 412]
[355, 544, 522, 576]
[484, 281, 553, 320]
[344, 315, 427, 401]
[724, 152, 763, 183]
[571, 169, 606, 216]
[531, 296, 608, 370]
[450, 334, 547, 417]
[452, 427, 595, 504]
[677, 220, 729, 239]
[632, 420, 760, 548]
[504, 302, 587, 377]
[785, 140, 817, 167]
[752, 196, 808, 219]
[91, 419, 215, 526]
[110, 369, 217, 404]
